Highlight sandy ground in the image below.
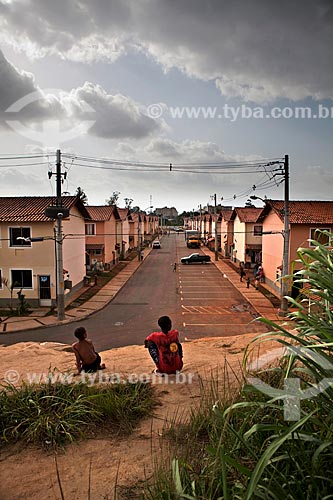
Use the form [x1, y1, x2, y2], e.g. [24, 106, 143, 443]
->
[0, 333, 279, 500]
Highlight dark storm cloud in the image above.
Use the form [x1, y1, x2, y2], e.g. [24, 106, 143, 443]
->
[0, 50, 63, 126]
[0, 0, 332, 101]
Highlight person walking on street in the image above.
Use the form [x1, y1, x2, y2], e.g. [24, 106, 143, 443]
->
[239, 263, 246, 282]
[253, 263, 259, 279]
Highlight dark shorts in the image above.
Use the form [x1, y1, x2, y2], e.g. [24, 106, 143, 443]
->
[82, 353, 101, 373]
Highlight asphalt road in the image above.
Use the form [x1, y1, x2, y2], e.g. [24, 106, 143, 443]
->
[0, 234, 181, 350]
[0, 234, 267, 349]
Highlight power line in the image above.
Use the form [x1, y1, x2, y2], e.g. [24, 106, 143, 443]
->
[62, 152, 283, 168]
[0, 154, 55, 160]
[0, 162, 50, 168]
[60, 160, 283, 175]
[0, 149, 286, 207]
[0, 151, 284, 175]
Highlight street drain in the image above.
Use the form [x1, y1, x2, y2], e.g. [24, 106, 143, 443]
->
[230, 303, 251, 312]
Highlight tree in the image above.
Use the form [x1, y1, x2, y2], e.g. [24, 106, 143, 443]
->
[0, 277, 18, 312]
[75, 187, 88, 205]
[105, 191, 120, 206]
[245, 198, 255, 207]
[124, 198, 133, 209]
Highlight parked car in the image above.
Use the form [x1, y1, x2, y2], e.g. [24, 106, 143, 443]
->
[152, 240, 161, 248]
[180, 253, 211, 264]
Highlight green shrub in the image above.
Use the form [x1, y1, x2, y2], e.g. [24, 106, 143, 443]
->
[0, 380, 156, 448]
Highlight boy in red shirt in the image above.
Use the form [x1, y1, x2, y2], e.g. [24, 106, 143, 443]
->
[145, 316, 183, 374]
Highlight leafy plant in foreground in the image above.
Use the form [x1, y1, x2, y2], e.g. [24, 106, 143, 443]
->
[143, 233, 333, 499]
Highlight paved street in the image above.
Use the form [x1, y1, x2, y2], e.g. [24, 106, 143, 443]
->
[176, 238, 268, 339]
[0, 234, 268, 349]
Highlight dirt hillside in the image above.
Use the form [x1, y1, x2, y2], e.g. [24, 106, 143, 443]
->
[0, 333, 277, 500]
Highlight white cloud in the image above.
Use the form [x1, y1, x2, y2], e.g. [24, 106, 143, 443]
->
[0, 51, 161, 139]
[1, 0, 332, 102]
[145, 138, 232, 163]
[63, 35, 126, 64]
[73, 82, 160, 139]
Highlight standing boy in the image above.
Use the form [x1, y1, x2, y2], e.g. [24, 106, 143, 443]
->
[144, 316, 183, 374]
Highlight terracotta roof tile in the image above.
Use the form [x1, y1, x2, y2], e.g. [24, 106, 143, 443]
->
[85, 206, 115, 221]
[117, 208, 130, 221]
[0, 196, 89, 222]
[267, 200, 333, 224]
[234, 207, 264, 223]
[220, 209, 233, 222]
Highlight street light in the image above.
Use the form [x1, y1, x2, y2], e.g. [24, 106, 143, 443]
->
[17, 236, 45, 242]
[210, 194, 218, 261]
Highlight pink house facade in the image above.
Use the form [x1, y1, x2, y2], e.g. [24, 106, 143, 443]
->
[262, 200, 333, 297]
[219, 209, 234, 257]
[231, 207, 264, 266]
[85, 206, 120, 270]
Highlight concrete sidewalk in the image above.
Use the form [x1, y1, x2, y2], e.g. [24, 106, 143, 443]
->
[0, 246, 286, 334]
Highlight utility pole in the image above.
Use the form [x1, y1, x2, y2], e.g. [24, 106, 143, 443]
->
[199, 204, 202, 239]
[279, 154, 290, 316]
[137, 213, 141, 261]
[213, 194, 218, 261]
[55, 149, 65, 320]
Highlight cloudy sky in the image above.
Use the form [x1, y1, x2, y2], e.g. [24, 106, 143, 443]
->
[0, 0, 332, 212]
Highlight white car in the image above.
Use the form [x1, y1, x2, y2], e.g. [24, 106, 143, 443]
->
[152, 240, 161, 248]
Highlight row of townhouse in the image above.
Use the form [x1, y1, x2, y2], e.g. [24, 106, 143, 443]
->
[85, 206, 158, 269]
[0, 196, 159, 308]
[184, 200, 333, 298]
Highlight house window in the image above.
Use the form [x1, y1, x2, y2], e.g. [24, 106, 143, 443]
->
[9, 227, 31, 246]
[11, 269, 33, 289]
[94, 249, 102, 255]
[309, 228, 331, 246]
[253, 225, 263, 236]
[85, 223, 96, 235]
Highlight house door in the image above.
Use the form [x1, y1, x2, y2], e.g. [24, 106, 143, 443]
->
[291, 276, 303, 300]
[38, 275, 52, 306]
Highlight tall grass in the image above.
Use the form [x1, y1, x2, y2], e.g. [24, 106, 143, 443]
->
[143, 233, 333, 499]
[0, 380, 156, 448]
